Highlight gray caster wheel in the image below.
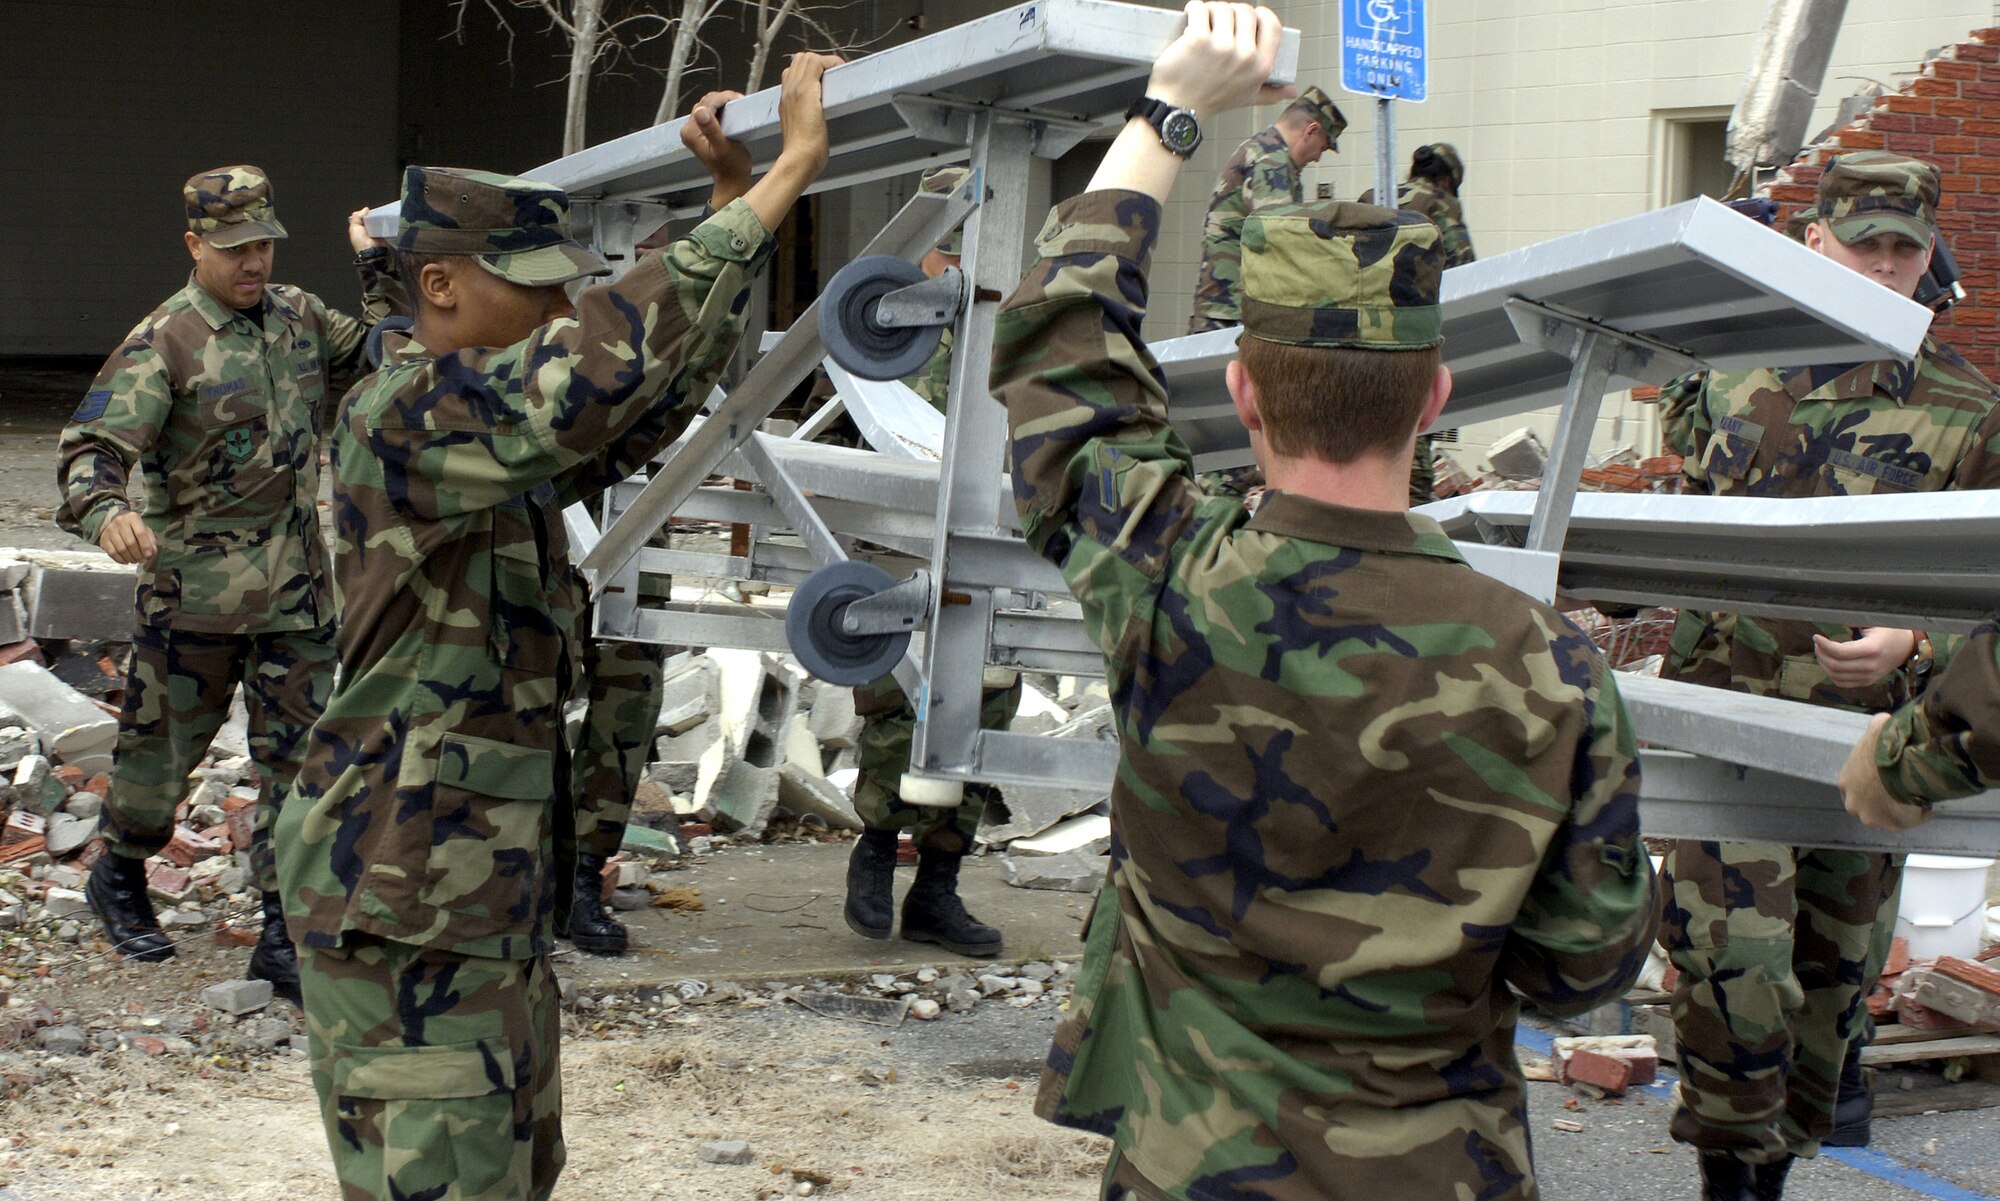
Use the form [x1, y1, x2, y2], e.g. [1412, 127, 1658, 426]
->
[787, 560, 912, 685]
[818, 255, 942, 381]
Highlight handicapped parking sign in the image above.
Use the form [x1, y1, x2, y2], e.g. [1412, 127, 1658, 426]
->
[1341, 0, 1427, 102]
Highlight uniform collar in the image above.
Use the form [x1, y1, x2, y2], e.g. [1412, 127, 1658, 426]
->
[1244, 490, 1466, 563]
[183, 273, 284, 334]
[1779, 332, 1934, 407]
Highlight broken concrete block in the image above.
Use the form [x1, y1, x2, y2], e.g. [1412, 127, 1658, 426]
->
[783, 714, 823, 777]
[776, 762, 863, 831]
[0, 663, 117, 776]
[0, 557, 28, 592]
[146, 860, 192, 904]
[208, 692, 251, 761]
[620, 824, 680, 858]
[0, 725, 37, 775]
[45, 814, 94, 858]
[1002, 852, 1104, 893]
[24, 562, 137, 642]
[1009, 814, 1112, 857]
[42, 886, 92, 922]
[702, 755, 781, 836]
[656, 656, 719, 735]
[201, 979, 273, 1016]
[0, 593, 24, 646]
[11, 755, 67, 817]
[697, 1140, 753, 1165]
[977, 784, 1106, 848]
[1901, 957, 2000, 1031]
[806, 687, 863, 751]
[1487, 427, 1549, 481]
[3, 811, 46, 844]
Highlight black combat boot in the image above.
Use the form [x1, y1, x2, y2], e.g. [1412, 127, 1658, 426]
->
[844, 829, 899, 940]
[247, 890, 302, 1004]
[1751, 1155, 1794, 1201]
[1698, 1152, 1754, 1201]
[1822, 1034, 1873, 1147]
[557, 853, 627, 954]
[85, 852, 174, 963]
[900, 849, 1002, 957]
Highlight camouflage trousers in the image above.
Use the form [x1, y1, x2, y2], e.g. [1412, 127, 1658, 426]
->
[300, 939, 563, 1201]
[1662, 839, 1904, 1163]
[852, 671, 1021, 853]
[100, 621, 337, 891]
[570, 635, 666, 859]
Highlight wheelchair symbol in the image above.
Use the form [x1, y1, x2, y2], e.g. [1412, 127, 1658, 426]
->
[1352, 0, 1413, 35]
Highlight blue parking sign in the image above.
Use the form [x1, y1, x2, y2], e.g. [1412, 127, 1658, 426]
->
[1341, 0, 1427, 102]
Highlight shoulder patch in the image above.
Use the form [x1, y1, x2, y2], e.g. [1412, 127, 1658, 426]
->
[71, 391, 112, 423]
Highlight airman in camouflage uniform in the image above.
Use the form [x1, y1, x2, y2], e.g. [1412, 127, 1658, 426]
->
[1841, 622, 2000, 820]
[842, 165, 1019, 959]
[557, 634, 667, 954]
[1361, 143, 1475, 505]
[58, 166, 387, 1000]
[1187, 85, 1344, 334]
[1658, 151, 2000, 1200]
[274, 61, 834, 1201]
[989, 12, 1661, 1198]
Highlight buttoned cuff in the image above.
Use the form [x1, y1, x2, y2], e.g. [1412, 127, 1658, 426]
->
[1032, 190, 1162, 271]
[689, 198, 769, 263]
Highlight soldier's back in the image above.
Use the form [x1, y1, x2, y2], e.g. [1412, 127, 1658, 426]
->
[1040, 489, 1650, 1201]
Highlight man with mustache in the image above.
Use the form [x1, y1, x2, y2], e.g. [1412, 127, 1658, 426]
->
[56, 165, 390, 1003]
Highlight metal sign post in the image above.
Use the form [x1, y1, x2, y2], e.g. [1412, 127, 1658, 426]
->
[1340, 0, 1427, 204]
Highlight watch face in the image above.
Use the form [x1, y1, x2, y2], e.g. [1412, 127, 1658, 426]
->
[1161, 110, 1201, 155]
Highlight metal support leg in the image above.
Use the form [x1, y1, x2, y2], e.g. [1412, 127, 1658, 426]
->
[909, 114, 1035, 783]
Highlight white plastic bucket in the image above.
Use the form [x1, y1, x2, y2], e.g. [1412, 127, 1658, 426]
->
[1895, 855, 1996, 962]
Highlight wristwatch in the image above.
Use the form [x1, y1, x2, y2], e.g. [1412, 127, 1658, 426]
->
[1909, 630, 1935, 677]
[1125, 96, 1203, 157]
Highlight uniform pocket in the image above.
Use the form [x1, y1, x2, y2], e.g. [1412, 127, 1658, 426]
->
[425, 733, 552, 929]
[331, 1040, 516, 1198]
[1698, 431, 1758, 484]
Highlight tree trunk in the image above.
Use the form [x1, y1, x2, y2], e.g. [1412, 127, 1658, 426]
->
[563, 0, 605, 155]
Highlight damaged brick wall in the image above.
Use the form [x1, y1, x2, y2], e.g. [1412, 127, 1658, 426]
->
[1759, 28, 2000, 374]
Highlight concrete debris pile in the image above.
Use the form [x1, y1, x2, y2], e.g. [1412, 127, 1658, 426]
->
[0, 550, 270, 965]
[1429, 427, 1683, 500]
[624, 651, 1114, 893]
[557, 958, 1082, 1028]
[1870, 937, 2000, 1034]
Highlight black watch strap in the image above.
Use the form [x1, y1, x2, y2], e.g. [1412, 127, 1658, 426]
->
[1125, 96, 1202, 157]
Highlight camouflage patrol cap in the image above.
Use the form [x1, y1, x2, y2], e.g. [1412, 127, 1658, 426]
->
[920, 165, 971, 257]
[1415, 143, 1464, 188]
[184, 166, 288, 248]
[396, 166, 610, 286]
[1284, 86, 1347, 151]
[1239, 202, 1443, 350]
[1817, 151, 1939, 247]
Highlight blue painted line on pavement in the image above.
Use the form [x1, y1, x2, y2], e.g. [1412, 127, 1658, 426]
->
[1514, 1025, 1999, 1199]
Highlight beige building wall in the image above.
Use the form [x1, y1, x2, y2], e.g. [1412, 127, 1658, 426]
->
[1141, 0, 1998, 473]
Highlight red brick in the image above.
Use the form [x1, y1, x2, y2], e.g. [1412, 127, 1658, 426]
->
[1883, 95, 1934, 115]
[1885, 936, 1912, 979]
[1914, 115, 1962, 134]
[144, 860, 191, 902]
[1936, 98, 1980, 119]
[129, 1036, 166, 1057]
[0, 837, 44, 865]
[83, 774, 110, 797]
[224, 804, 254, 854]
[160, 826, 224, 868]
[1870, 113, 1918, 133]
[1967, 119, 2000, 136]
[1959, 81, 2000, 101]
[1768, 183, 1816, 204]
[1957, 42, 2000, 63]
[1895, 993, 1974, 1031]
[1839, 129, 1887, 150]
[1934, 59, 1981, 81]
[1975, 28, 2000, 44]
[1913, 77, 1959, 98]
[50, 766, 83, 791]
[213, 926, 257, 948]
[3, 812, 45, 843]
[0, 641, 44, 668]
[1935, 135, 1981, 154]
[1565, 1049, 1632, 1095]
[1935, 956, 2000, 996]
[73, 838, 103, 869]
